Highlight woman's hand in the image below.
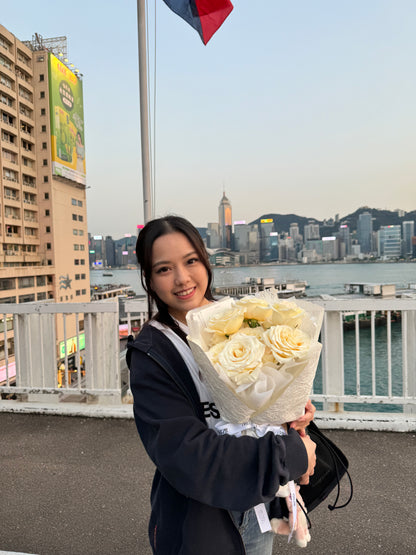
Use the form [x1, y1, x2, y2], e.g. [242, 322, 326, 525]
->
[298, 433, 316, 485]
[289, 399, 316, 437]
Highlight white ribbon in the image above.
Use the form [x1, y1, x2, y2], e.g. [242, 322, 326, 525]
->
[215, 419, 286, 438]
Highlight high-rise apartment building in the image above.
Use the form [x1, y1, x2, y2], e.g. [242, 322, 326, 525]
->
[0, 25, 90, 366]
[304, 222, 320, 241]
[1, 26, 89, 304]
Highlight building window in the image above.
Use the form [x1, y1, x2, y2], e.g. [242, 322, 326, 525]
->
[41, 125, 46, 132]
[46, 226, 50, 233]
[81, 273, 86, 280]
[44, 192, 49, 199]
[18, 276, 35, 288]
[41, 108, 46, 116]
[79, 230, 84, 236]
[37, 292, 46, 300]
[47, 259, 52, 266]
[80, 245, 85, 251]
[78, 215, 83, 222]
[39, 74, 44, 82]
[76, 290, 81, 296]
[81, 289, 86, 295]
[42, 142, 47, 149]
[74, 259, 79, 265]
[71, 198, 77, 206]
[40, 91, 45, 99]
[0, 278, 16, 290]
[36, 275, 46, 286]
[46, 243, 51, 250]
[43, 176, 48, 183]
[75, 274, 80, 280]
[19, 293, 36, 303]
[77, 200, 83, 207]
[74, 244, 79, 251]
[45, 209, 50, 216]
[43, 159, 47, 166]
[80, 259, 85, 265]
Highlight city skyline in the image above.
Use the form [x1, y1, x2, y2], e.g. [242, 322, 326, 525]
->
[2, 1, 416, 236]
[92, 203, 416, 241]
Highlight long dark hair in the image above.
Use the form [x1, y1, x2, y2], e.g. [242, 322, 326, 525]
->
[136, 215, 214, 339]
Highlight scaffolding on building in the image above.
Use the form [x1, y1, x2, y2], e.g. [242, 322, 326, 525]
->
[23, 33, 68, 58]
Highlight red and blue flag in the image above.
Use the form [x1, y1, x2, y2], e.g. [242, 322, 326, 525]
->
[162, 0, 233, 45]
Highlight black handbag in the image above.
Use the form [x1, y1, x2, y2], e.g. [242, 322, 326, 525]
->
[269, 421, 353, 523]
[299, 420, 353, 512]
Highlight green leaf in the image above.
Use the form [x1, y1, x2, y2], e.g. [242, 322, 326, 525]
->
[244, 318, 261, 328]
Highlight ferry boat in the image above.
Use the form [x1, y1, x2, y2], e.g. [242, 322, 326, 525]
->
[213, 277, 307, 299]
[90, 284, 135, 301]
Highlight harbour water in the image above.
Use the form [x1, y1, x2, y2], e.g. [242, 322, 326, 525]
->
[90, 261, 416, 298]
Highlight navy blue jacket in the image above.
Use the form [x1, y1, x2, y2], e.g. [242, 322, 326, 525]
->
[127, 324, 308, 554]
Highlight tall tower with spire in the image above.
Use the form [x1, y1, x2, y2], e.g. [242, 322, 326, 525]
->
[218, 192, 232, 248]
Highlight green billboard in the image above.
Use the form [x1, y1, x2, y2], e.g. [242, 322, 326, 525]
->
[48, 53, 86, 185]
[59, 332, 86, 359]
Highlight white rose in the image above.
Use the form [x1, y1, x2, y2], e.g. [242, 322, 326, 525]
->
[207, 340, 229, 364]
[207, 306, 245, 335]
[235, 297, 273, 322]
[263, 325, 310, 364]
[268, 300, 305, 328]
[214, 333, 265, 386]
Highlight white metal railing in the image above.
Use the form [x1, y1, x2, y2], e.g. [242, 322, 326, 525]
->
[0, 302, 122, 403]
[1, 298, 415, 430]
[308, 298, 416, 430]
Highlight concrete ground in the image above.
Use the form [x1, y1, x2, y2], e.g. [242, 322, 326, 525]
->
[1, 413, 415, 555]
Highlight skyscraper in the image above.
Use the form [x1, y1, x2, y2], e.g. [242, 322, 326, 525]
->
[357, 212, 373, 254]
[339, 224, 351, 256]
[377, 226, 401, 259]
[218, 192, 232, 248]
[402, 221, 415, 256]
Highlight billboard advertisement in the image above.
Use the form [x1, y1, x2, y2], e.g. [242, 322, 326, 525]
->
[48, 53, 86, 185]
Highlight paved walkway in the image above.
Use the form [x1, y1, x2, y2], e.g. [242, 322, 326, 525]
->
[1, 413, 415, 554]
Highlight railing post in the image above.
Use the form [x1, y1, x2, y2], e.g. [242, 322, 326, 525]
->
[404, 309, 416, 415]
[321, 310, 344, 413]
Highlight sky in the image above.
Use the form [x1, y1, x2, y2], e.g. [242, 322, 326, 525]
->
[2, 1, 416, 237]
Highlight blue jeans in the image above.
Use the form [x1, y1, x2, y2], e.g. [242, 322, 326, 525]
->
[231, 504, 274, 555]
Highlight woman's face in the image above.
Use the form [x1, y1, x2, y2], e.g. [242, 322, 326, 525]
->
[150, 232, 210, 324]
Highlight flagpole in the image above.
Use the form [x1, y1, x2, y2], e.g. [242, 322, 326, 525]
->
[137, 0, 152, 224]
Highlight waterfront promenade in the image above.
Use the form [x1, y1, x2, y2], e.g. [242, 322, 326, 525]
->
[1, 411, 415, 555]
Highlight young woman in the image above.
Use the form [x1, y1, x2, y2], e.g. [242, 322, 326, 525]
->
[127, 215, 316, 555]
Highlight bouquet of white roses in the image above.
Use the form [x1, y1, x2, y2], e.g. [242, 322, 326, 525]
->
[186, 291, 324, 426]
